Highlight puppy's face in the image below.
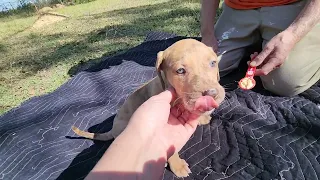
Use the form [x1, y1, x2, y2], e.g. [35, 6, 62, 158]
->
[156, 39, 225, 113]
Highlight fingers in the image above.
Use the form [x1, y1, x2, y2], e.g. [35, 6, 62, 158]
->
[183, 118, 199, 135]
[250, 45, 274, 67]
[246, 52, 260, 66]
[168, 113, 198, 136]
[250, 52, 259, 59]
[171, 111, 198, 135]
[202, 36, 219, 53]
[169, 107, 199, 135]
[255, 57, 281, 76]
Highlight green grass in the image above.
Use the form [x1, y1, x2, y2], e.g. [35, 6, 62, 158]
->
[0, 0, 222, 115]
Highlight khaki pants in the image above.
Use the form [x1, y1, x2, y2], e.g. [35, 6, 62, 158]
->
[215, 0, 320, 96]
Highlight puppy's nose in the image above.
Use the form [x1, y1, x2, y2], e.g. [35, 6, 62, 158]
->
[203, 89, 218, 97]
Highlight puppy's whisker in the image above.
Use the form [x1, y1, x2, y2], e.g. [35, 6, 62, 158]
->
[223, 84, 233, 88]
[179, 91, 202, 99]
[186, 99, 192, 106]
[172, 97, 182, 107]
[179, 90, 192, 94]
[176, 105, 182, 115]
[180, 92, 198, 96]
[223, 82, 235, 87]
[222, 83, 237, 90]
[223, 87, 233, 90]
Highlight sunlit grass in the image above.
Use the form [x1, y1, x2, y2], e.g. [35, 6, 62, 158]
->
[0, 0, 222, 115]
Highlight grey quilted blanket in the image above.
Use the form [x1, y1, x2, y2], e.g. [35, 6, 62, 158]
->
[0, 32, 319, 180]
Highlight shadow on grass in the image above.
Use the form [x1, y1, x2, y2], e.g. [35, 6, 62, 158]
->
[2, 0, 203, 80]
[0, 30, 118, 78]
[2, 0, 222, 80]
[67, 0, 224, 76]
[92, 2, 201, 39]
[0, 43, 6, 53]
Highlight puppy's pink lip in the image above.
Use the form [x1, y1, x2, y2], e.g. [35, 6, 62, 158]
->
[193, 95, 219, 112]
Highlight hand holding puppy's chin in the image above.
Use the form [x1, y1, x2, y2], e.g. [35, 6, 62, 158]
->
[123, 90, 219, 157]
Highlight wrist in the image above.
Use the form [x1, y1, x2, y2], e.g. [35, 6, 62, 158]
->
[123, 123, 156, 144]
[123, 130, 168, 178]
[86, 131, 168, 180]
[122, 128, 172, 159]
[284, 26, 302, 44]
[201, 28, 215, 38]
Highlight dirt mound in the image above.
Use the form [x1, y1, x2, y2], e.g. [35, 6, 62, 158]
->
[29, 5, 69, 29]
[38, 7, 54, 14]
[53, 3, 65, 9]
[32, 13, 67, 29]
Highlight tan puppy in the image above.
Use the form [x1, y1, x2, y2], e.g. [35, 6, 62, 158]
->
[71, 38, 226, 177]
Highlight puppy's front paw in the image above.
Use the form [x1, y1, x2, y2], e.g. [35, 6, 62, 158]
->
[169, 158, 191, 177]
[198, 115, 211, 125]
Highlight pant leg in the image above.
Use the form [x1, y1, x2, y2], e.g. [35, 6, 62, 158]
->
[214, 3, 261, 77]
[259, 0, 320, 96]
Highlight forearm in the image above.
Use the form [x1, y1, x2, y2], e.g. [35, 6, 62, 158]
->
[286, 0, 320, 42]
[200, 0, 220, 36]
[85, 129, 167, 180]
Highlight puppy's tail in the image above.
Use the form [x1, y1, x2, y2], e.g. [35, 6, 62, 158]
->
[71, 126, 114, 141]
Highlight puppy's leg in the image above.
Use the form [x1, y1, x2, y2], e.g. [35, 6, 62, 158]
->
[71, 126, 114, 141]
[198, 114, 212, 125]
[168, 153, 191, 177]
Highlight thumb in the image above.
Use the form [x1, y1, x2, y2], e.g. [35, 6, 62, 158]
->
[150, 87, 177, 103]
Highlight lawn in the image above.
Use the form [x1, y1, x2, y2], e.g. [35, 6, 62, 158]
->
[0, 0, 222, 115]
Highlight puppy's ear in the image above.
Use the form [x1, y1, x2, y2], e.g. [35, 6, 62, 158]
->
[155, 51, 166, 90]
[156, 51, 164, 70]
[216, 54, 222, 81]
[217, 54, 222, 63]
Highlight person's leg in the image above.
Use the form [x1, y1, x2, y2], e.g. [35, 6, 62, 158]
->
[259, 0, 320, 96]
[214, 3, 261, 77]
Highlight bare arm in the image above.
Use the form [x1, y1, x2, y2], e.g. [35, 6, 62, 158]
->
[200, 0, 220, 37]
[286, 0, 320, 43]
[85, 129, 168, 180]
[251, 0, 320, 75]
[200, 0, 220, 51]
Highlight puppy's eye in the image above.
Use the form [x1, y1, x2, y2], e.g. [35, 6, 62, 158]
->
[176, 68, 186, 74]
[210, 61, 216, 67]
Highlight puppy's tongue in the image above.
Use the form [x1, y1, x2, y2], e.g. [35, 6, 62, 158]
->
[194, 96, 218, 112]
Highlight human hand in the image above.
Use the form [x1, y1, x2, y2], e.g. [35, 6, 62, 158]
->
[249, 31, 298, 76]
[125, 88, 204, 156]
[201, 34, 218, 53]
[87, 89, 214, 179]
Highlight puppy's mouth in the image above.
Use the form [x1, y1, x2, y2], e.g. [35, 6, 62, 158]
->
[194, 95, 218, 112]
[182, 95, 219, 113]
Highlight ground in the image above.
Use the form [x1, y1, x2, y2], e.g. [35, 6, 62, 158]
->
[0, 0, 222, 115]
